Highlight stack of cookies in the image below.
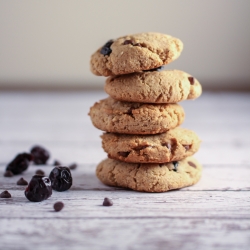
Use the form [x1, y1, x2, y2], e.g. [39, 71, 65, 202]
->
[89, 32, 202, 192]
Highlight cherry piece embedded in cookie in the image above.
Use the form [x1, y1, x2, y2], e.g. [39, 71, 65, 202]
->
[100, 40, 114, 56]
[25, 175, 52, 202]
[188, 77, 195, 85]
[188, 161, 197, 168]
[6, 153, 32, 175]
[172, 161, 179, 172]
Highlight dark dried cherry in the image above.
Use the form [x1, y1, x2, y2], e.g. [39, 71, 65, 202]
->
[6, 153, 32, 175]
[30, 145, 50, 165]
[25, 175, 52, 202]
[49, 166, 72, 192]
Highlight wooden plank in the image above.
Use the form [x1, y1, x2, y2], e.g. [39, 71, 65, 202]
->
[0, 217, 250, 250]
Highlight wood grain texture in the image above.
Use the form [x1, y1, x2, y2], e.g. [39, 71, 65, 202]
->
[0, 91, 250, 250]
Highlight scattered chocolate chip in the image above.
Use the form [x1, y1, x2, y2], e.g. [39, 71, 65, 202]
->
[49, 166, 72, 192]
[123, 39, 133, 45]
[30, 145, 50, 165]
[183, 145, 191, 151]
[6, 153, 32, 175]
[54, 201, 64, 212]
[69, 163, 77, 170]
[188, 77, 195, 85]
[103, 197, 113, 206]
[25, 175, 52, 202]
[35, 169, 45, 176]
[188, 161, 197, 168]
[118, 151, 130, 157]
[172, 161, 179, 172]
[0, 190, 11, 198]
[143, 66, 164, 72]
[17, 177, 28, 186]
[100, 40, 114, 56]
[53, 160, 61, 166]
[4, 170, 14, 177]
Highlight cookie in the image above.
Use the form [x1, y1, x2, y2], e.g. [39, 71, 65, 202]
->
[101, 127, 201, 163]
[96, 156, 202, 192]
[105, 70, 202, 103]
[89, 97, 185, 134]
[90, 32, 183, 76]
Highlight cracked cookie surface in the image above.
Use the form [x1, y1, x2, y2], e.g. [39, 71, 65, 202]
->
[89, 97, 185, 134]
[105, 70, 202, 103]
[96, 156, 202, 192]
[90, 32, 183, 76]
[102, 127, 201, 163]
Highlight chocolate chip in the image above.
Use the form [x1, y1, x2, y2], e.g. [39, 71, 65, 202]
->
[54, 201, 64, 212]
[183, 145, 191, 151]
[172, 161, 179, 172]
[100, 40, 114, 56]
[0, 190, 11, 198]
[103, 197, 113, 206]
[188, 161, 197, 168]
[118, 151, 130, 157]
[35, 169, 45, 176]
[4, 170, 14, 177]
[17, 177, 28, 186]
[188, 77, 195, 85]
[143, 66, 164, 72]
[53, 160, 61, 166]
[69, 163, 77, 170]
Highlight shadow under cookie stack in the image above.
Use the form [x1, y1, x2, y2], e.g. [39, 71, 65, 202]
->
[89, 32, 202, 192]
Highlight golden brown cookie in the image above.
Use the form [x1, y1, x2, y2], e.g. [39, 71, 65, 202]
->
[90, 32, 183, 76]
[105, 70, 202, 103]
[89, 97, 185, 134]
[96, 156, 202, 192]
[101, 127, 201, 163]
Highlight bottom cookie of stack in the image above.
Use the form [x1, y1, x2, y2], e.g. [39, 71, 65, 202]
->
[96, 157, 202, 193]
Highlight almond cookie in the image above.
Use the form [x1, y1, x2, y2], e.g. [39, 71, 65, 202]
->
[89, 97, 185, 134]
[105, 70, 202, 103]
[96, 156, 202, 192]
[101, 127, 201, 163]
[90, 32, 183, 76]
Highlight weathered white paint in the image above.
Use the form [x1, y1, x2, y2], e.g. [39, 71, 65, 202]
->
[0, 91, 250, 250]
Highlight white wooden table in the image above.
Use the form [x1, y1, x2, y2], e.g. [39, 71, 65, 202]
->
[0, 91, 250, 250]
